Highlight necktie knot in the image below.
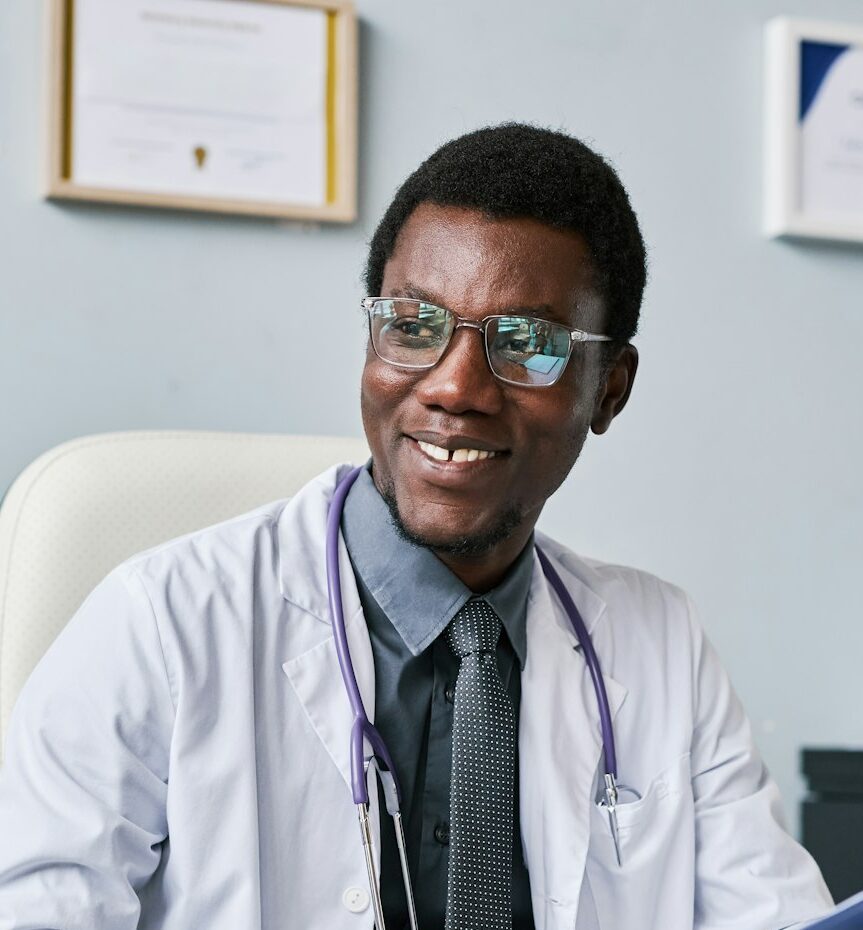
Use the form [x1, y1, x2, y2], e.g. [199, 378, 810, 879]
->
[446, 598, 502, 659]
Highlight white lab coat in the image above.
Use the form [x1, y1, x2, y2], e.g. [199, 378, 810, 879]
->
[0, 464, 831, 930]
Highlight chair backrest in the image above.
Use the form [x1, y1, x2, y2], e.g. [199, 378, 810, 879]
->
[0, 431, 369, 761]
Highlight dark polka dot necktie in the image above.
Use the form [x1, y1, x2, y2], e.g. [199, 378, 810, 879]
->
[444, 598, 515, 930]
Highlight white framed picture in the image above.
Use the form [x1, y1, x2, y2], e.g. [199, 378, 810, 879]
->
[764, 17, 863, 243]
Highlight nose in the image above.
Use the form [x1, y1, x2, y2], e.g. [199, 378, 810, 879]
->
[413, 323, 505, 415]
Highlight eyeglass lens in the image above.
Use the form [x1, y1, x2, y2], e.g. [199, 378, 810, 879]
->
[368, 299, 572, 387]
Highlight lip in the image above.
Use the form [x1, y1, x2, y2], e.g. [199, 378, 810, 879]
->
[405, 436, 510, 486]
[407, 430, 510, 454]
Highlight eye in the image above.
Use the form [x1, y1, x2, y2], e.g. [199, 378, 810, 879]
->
[500, 334, 533, 354]
[494, 321, 543, 358]
[383, 315, 448, 348]
[391, 318, 438, 339]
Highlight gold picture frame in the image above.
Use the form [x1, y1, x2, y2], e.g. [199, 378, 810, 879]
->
[46, 0, 358, 222]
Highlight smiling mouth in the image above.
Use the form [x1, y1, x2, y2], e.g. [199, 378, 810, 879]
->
[415, 439, 503, 463]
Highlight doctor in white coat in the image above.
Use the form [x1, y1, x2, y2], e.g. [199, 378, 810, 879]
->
[0, 124, 832, 930]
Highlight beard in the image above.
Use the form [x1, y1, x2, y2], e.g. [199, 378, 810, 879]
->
[377, 479, 524, 559]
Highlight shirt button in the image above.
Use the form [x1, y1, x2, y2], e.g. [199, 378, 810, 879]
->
[342, 886, 369, 913]
[444, 683, 456, 703]
[434, 821, 450, 845]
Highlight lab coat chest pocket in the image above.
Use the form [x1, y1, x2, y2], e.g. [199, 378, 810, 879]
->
[584, 752, 695, 930]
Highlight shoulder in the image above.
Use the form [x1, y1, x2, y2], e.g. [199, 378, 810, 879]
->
[536, 531, 693, 619]
[118, 462, 343, 593]
[120, 499, 290, 588]
[534, 531, 701, 658]
[102, 500, 293, 651]
[24, 498, 291, 678]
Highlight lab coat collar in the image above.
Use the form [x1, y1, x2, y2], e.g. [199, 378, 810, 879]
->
[533, 530, 609, 641]
[278, 465, 382, 877]
[278, 464, 374, 786]
[276, 463, 350, 625]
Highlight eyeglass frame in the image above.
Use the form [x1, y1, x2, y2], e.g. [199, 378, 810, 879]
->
[361, 296, 613, 388]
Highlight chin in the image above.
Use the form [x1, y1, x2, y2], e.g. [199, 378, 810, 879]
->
[384, 492, 523, 559]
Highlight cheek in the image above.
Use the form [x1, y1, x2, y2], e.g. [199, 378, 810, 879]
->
[527, 410, 587, 470]
[360, 360, 413, 451]
[518, 377, 592, 440]
[361, 358, 396, 415]
[514, 391, 594, 493]
[359, 366, 384, 450]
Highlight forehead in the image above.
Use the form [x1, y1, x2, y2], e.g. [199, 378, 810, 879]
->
[381, 202, 600, 324]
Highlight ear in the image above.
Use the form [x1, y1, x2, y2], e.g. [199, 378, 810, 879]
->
[590, 345, 638, 435]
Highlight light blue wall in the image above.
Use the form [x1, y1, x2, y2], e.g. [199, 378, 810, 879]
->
[2, 0, 862, 835]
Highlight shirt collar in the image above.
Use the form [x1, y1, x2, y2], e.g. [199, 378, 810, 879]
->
[341, 463, 531, 665]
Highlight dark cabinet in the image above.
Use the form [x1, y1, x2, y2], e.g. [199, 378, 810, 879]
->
[802, 749, 863, 903]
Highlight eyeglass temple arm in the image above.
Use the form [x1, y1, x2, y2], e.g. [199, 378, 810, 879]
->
[571, 330, 613, 343]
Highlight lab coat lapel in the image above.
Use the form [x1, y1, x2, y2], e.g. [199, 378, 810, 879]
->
[520, 547, 627, 930]
[280, 600, 374, 796]
[278, 466, 381, 864]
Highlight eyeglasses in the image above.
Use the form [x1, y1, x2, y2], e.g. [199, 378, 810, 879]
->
[361, 297, 612, 388]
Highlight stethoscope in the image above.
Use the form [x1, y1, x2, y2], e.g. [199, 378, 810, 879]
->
[327, 466, 633, 930]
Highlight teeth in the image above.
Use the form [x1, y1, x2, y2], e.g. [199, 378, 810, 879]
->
[418, 440, 450, 461]
[417, 440, 498, 463]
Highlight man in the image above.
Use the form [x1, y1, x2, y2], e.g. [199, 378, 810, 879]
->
[0, 124, 832, 929]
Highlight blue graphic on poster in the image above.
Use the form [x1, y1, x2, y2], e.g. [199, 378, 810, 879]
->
[799, 39, 863, 218]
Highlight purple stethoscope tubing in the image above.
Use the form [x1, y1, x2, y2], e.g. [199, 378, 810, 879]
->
[326, 465, 401, 805]
[326, 465, 619, 804]
[534, 546, 617, 779]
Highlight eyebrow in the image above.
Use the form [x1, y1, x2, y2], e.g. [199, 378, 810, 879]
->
[390, 282, 566, 322]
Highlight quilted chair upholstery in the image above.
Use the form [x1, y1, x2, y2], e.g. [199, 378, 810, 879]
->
[0, 431, 369, 763]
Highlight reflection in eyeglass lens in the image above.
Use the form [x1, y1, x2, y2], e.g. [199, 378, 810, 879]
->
[370, 299, 572, 385]
[489, 317, 569, 384]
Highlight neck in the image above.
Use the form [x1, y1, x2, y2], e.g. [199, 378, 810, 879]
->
[433, 528, 534, 593]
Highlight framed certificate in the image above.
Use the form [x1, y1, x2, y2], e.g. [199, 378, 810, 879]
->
[46, 0, 357, 222]
[764, 17, 863, 243]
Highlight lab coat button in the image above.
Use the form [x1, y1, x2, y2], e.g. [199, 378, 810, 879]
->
[343, 886, 370, 913]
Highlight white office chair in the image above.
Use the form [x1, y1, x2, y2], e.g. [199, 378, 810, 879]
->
[0, 430, 369, 763]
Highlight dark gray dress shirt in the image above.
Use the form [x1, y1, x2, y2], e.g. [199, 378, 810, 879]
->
[342, 465, 536, 930]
